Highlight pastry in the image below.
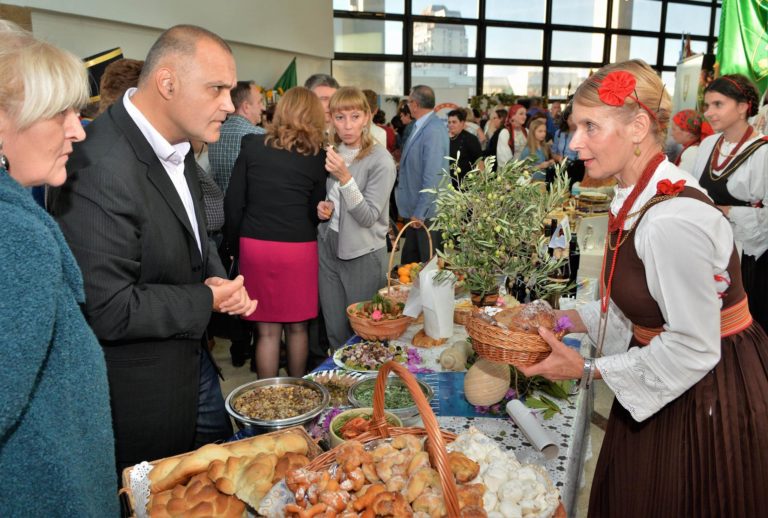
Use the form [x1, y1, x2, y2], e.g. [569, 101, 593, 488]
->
[493, 299, 556, 334]
[273, 452, 310, 483]
[412, 328, 447, 348]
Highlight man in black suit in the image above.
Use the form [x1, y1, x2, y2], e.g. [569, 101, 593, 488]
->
[51, 25, 257, 473]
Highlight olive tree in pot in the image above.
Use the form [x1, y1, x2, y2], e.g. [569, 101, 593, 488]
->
[427, 155, 570, 306]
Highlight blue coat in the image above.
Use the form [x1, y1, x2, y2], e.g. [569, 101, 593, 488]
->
[395, 113, 450, 220]
[0, 169, 118, 516]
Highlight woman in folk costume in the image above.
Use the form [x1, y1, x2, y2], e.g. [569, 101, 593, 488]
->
[495, 103, 527, 168]
[669, 108, 711, 173]
[691, 74, 768, 334]
[520, 59, 768, 517]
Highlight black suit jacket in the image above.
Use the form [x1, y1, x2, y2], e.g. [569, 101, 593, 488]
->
[51, 100, 226, 470]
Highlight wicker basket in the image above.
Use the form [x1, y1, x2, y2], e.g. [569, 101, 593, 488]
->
[385, 220, 433, 291]
[346, 303, 412, 341]
[307, 361, 462, 516]
[453, 303, 473, 325]
[466, 311, 564, 367]
[347, 220, 429, 340]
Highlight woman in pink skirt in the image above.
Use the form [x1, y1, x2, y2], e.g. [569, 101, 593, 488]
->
[224, 87, 327, 378]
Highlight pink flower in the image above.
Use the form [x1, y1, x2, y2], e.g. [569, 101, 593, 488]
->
[371, 309, 383, 321]
[598, 71, 637, 107]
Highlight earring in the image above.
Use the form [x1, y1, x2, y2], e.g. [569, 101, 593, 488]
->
[0, 140, 7, 170]
[634, 145, 641, 157]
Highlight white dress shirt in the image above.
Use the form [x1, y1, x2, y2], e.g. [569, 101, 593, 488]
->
[123, 88, 202, 254]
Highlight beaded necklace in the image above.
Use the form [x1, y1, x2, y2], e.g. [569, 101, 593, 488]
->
[596, 152, 665, 355]
[710, 125, 753, 173]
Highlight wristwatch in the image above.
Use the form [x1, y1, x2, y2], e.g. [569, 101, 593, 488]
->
[580, 357, 595, 391]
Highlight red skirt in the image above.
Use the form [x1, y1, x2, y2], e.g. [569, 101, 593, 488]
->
[238, 237, 318, 322]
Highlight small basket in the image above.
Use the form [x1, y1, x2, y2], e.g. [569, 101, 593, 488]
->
[385, 220, 434, 292]
[307, 361, 461, 515]
[453, 305, 473, 325]
[346, 303, 412, 341]
[466, 311, 564, 367]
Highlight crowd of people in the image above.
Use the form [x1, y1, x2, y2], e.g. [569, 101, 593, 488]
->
[1, 19, 768, 517]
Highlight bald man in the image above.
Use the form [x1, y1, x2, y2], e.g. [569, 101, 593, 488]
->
[51, 25, 257, 472]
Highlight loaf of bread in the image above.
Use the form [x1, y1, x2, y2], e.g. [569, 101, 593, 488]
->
[148, 430, 310, 493]
[207, 453, 278, 509]
[493, 300, 556, 334]
[148, 473, 246, 518]
[149, 443, 232, 493]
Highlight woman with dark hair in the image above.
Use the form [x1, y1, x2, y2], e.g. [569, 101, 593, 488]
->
[692, 74, 768, 333]
[483, 108, 507, 170]
[521, 60, 768, 517]
[225, 87, 327, 377]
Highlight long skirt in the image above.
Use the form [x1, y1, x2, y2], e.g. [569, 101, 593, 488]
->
[742, 251, 768, 333]
[589, 323, 768, 517]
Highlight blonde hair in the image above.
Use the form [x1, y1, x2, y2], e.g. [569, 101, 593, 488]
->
[525, 118, 551, 159]
[265, 86, 325, 156]
[574, 59, 671, 146]
[328, 86, 376, 160]
[0, 21, 89, 130]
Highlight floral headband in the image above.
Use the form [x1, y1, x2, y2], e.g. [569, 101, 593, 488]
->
[597, 71, 659, 122]
[672, 109, 703, 135]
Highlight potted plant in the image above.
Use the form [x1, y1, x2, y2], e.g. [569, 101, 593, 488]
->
[427, 156, 569, 305]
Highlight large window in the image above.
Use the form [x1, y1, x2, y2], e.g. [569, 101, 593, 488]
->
[333, 0, 721, 100]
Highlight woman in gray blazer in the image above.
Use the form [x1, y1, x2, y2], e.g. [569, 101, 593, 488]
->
[317, 87, 397, 349]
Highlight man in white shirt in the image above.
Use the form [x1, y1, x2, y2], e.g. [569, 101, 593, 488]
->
[51, 25, 257, 473]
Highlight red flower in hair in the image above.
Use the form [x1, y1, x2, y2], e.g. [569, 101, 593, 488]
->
[598, 71, 637, 107]
[656, 179, 686, 196]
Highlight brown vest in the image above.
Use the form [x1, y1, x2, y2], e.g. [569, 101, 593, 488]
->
[604, 187, 745, 328]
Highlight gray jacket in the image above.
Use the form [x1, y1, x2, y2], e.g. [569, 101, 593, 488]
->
[318, 144, 396, 260]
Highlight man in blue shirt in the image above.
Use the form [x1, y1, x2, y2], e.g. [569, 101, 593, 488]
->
[395, 85, 449, 263]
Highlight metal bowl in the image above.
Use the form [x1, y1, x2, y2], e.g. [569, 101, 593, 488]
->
[225, 377, 329, 431]
[347, 376, 434, 421]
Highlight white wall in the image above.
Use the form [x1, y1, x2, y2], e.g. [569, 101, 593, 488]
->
[7, 1, 334, 87]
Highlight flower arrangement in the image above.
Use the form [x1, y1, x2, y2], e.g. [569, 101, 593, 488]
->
[427, 156, 571, 300]
[349, 292, 404, 320]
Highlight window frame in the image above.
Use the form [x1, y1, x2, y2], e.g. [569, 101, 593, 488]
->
[332, 0, 721, 100]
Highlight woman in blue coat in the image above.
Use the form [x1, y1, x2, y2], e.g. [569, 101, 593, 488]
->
[0, 21, 118, 516]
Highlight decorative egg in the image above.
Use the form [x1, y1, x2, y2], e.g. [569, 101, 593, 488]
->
[464, 359, 511, 406]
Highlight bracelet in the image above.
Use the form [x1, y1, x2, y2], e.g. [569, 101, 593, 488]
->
[580, 357, 595, 391]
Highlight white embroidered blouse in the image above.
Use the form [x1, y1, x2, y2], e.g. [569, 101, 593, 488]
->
[578, 159, 735, 422]
[691, 133, 768, 258]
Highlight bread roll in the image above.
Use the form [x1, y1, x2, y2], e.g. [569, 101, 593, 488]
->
[493, 300, 555, 334]
[207, 452, 278, 509]
[273, 452, 310, 483]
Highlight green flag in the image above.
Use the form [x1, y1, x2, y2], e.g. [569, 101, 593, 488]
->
[716, 0, 768, 94]
[273, 57, 297, 92]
